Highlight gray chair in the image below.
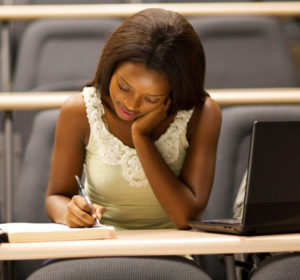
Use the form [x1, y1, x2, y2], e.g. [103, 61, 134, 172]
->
[13, 18, 122, 92]
[189, 16, 300, 88]
[13, 109, 212, 280]
[250, 253, 300, 280]
[199, 104, 300, 279]
[10, 1, 124, 82]
[27, 256, 211, 280]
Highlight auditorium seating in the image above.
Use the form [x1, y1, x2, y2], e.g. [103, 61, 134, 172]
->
[0, 2, 300, 279]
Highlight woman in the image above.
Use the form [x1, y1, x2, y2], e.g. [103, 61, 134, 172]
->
[45, 8, 221, 231]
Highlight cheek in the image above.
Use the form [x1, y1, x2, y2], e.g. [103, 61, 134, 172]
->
[109, 83, 122, 102]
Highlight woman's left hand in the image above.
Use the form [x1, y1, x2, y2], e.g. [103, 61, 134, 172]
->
[131, 98, 171, 139]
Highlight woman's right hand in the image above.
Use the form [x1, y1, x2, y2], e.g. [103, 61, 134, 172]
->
[66, 195, 105, 228]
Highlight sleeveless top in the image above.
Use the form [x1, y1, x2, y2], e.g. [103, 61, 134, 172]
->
[82, 87, 194, 230]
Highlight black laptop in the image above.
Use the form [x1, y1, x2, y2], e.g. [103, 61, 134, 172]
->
[188, 121, 300, 235]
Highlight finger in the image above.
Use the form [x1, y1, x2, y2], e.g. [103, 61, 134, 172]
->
[93, 204, 105, 214]
[73, 195, 92, 214]
[93, 204, 105, 220]
[68, 197, 95, 226]
[66, 207, 94, 228]
[67, 215, 93, 228]
[72, 208, 95, 227]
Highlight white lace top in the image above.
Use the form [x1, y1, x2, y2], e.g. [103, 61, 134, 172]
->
[82, 87, 194, 229]
[83, 86, 193, 187]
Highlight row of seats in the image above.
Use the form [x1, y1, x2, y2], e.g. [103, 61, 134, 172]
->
[10, 16, 300, 151]
[0, 3, 300, 280]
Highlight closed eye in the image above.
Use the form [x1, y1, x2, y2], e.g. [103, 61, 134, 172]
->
[145, 96, 159, 104]
[118, 81, 130, 92]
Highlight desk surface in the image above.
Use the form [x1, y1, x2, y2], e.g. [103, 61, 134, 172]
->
[0, 229, 299, 260]
[1, 88, 300, 110]
[0, 2, 299, 20]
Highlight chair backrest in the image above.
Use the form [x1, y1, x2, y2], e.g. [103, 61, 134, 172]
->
[189, 16, 300, 88]
[250, 253, 300, 280]
[13, 109, 59, 223]
[13, 18, 122, 91]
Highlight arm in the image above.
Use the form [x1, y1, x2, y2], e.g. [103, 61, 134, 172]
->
[45, 93, 104, 227]
[132, 97, 221, 229]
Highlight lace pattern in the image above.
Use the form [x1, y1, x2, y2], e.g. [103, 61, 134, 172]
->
[83, 87, 193, 187]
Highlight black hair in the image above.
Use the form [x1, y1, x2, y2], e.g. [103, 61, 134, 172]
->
[86, 8, 206, 111]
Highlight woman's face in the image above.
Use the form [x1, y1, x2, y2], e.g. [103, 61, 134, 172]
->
[109, 61, 171, 121]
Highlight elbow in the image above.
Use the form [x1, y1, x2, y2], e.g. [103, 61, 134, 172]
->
[174, 222, 191, 230]
[172, 205, 206, 230]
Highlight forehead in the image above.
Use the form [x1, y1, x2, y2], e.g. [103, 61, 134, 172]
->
[114, 61, 171, 95]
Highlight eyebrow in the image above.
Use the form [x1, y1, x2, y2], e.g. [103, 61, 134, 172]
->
[119, 75, 168, 97]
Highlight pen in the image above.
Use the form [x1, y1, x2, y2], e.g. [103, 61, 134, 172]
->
[75, 175, 101, 225]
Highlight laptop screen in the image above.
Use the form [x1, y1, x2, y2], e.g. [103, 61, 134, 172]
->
[243, 121, 300, 231]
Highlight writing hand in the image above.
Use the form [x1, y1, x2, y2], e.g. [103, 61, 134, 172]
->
[66, 195, 105, 228]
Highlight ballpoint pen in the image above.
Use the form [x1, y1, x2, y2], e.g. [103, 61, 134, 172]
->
[75, 175, 101, 225]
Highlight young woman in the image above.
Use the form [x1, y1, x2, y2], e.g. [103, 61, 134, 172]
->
[45, 8, 221, 230]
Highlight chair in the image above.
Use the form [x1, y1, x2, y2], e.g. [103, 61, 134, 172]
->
[10, 0, 124, 82]
[13, 18, 122, 92]
[250, 253, 300, 280]
[27, 256, 211, 280]
[189, 16, 300, 88]
[12, 109, 212, 280]
[199, 104, 300, 279]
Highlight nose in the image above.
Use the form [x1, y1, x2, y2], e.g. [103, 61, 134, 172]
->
[124, 95, 141, 111]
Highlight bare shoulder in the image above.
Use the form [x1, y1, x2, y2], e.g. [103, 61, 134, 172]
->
[58, 93, 87, 124]
[57, 93, 89, 139]
[60, 93, 86, 116]
[201, 96, 221, 119]
[188, 96, 222, 140]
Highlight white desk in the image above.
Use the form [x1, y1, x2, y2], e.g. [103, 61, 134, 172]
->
[0, 2, 300, 19]
[1, 229, 299, 261]
[1, 88, 300, 110]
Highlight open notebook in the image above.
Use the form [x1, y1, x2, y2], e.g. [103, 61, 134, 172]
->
[0, 223, 115, 243]
[189, 121, 300, 235]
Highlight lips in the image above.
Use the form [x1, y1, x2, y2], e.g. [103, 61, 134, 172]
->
[118, 104, 138, 119]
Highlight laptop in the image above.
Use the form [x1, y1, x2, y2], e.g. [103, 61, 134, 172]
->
[188, 121, 300, 235]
